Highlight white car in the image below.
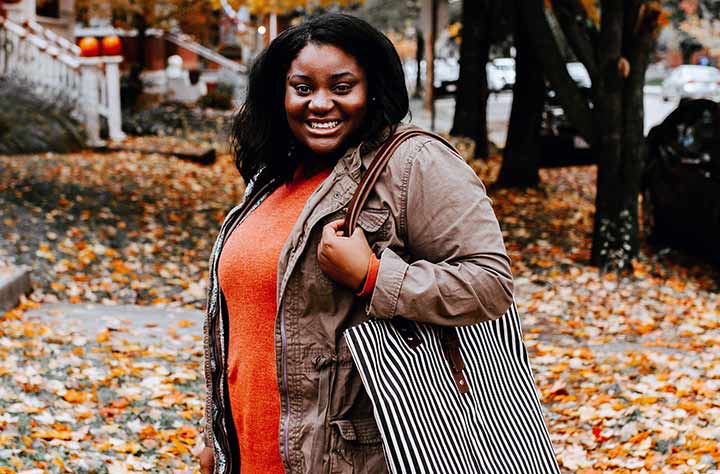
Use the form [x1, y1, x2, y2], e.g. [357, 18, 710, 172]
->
[404, 58, 460, 95]
[662, 65, 720, 102]
[491, 57, 516, 90]
[566, 62, 591, 89]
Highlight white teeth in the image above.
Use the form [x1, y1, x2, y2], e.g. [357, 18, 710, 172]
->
[310, 121, 339, 129]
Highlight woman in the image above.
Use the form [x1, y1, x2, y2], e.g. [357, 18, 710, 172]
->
[199, 13, 513, 474]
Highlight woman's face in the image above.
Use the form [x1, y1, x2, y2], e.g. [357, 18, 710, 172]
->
[285, 43, 368, 156]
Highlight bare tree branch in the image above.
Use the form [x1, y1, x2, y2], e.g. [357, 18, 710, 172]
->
[550, 0, 599, 80]
[521, 1, 594, 144]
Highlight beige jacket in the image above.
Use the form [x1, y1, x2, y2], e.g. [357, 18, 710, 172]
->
[203, 124, 514, 474]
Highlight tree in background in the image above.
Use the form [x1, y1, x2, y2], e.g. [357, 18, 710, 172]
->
[495, 0, 544, 188]
[450, 0, 510, 159]
[499, 1, 666, 271]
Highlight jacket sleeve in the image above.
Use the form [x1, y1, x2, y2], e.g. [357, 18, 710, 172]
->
[366, 139, 514, 325]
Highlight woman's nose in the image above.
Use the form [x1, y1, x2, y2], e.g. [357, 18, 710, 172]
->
[309, 91, 333, 113]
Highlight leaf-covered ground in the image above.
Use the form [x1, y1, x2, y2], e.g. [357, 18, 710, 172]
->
[1, 149, 719, 473]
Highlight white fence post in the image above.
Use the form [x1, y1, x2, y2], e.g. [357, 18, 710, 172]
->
[79, 57, 103, 147]
[103, 56, 126, 142]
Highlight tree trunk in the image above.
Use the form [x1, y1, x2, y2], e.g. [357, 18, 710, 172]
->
[590, 1, 657, 270]
[414, 28, 424, 98]
[132, 12, 148, 71]
[590, 0, 628, 269]
[450, 0, 489, 159]
[423, 0, 438, 113]
[496, 0, 544, 188]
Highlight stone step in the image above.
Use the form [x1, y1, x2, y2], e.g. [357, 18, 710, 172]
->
[0, 264, 32, 312]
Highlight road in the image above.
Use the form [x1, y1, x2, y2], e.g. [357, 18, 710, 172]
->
[409, 87, 679, 148]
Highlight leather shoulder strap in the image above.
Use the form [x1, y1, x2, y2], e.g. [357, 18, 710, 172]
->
[341, 128, 459, 236]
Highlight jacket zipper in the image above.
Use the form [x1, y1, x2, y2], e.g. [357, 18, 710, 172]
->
[280, 302, 292, 470]
[277, 189, 352, 473]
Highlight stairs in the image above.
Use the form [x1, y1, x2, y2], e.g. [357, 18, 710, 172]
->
[0, 17, 125, 145]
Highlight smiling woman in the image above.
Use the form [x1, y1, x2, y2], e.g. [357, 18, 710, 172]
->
[199, 12, 523, 474]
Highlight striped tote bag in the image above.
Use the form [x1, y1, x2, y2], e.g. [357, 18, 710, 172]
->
[342, 129, 560, 474]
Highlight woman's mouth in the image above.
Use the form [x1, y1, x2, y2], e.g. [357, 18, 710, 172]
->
[307, 120, 342, 134]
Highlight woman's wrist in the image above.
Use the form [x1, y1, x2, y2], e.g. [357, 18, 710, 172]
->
[355, 254, 380, 297]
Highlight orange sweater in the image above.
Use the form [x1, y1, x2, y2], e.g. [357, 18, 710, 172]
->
[218, 165, 379, 472]
[218, 169, 330, 474]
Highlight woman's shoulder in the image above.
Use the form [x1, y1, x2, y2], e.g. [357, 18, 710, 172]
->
[385, 123, 464, 169]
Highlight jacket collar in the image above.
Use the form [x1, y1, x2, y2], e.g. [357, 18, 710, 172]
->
[340, 123, 417, 183]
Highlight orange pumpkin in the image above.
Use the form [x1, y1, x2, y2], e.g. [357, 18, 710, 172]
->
[78, 37, 100, 57]
[101, 35, 122, 56]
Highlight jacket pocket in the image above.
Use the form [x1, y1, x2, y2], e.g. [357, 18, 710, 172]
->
[356, 207, 392, 250]
[356, 207, 390, 234]
[328, 417, 387, 474]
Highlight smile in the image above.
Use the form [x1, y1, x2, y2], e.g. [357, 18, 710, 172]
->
[308, 120, 341, 130]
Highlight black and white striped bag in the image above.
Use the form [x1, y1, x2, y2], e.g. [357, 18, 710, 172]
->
[344, 303, 560, 474]
[341, 129, 560, 474]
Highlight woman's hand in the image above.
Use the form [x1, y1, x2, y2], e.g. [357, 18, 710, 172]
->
[196, 445, 214, 474]
[318, 219, 373, 290]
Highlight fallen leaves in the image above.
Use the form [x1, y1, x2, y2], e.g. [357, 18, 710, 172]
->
[0, 151, 244, 309]
[1, 146, 719, 472]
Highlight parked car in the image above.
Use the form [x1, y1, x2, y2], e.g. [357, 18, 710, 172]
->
[486, 62, 505, 92]
[405, 57, 515, 96]
[643, 98, 720, 264]
[404, 58, 460, 97]
[661, 65, 720, 102]
[490, 57, 516, 90]
[546, 62, 592, 107]
[566, 62, 592, 89]
[433, 57, 460, 96]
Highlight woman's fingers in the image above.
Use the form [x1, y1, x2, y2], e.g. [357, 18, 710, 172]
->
[198, 446, 214, 474]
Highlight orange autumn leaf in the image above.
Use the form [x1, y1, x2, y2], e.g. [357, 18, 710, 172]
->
[139, 425, 159, 439]
[109, 398, 130, 409]
[63, 389, 86, 403]
[175, 424, 198, 441]
[628, 431, 651, 444]
[112, 259, 132, 274]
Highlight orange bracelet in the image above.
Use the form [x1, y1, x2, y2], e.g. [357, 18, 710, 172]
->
[355, 254, 380, 297]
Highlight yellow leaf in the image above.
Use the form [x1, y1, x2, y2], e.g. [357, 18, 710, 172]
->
[634, 396, 658, 405]
[96, 330, 111, 343]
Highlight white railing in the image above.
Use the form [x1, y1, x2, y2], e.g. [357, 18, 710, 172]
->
[0, 17, 125, 145]
[165, 32, 247, 74]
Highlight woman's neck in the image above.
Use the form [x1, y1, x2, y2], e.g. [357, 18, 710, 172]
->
[293, 142, 356, 180]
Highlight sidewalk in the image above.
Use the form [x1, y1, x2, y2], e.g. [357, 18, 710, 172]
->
[1, 301, 205, 472]
[408, 95, 511, 148]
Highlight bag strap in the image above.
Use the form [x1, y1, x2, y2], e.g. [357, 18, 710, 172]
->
[343, 127, 471, 396]
[341, 128, 458, 237]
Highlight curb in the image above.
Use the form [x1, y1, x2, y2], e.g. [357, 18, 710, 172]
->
[0, 266, 32, 312]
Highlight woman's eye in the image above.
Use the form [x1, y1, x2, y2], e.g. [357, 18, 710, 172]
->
[295, 85, 312, 95]
[334, 84, 352, 93]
